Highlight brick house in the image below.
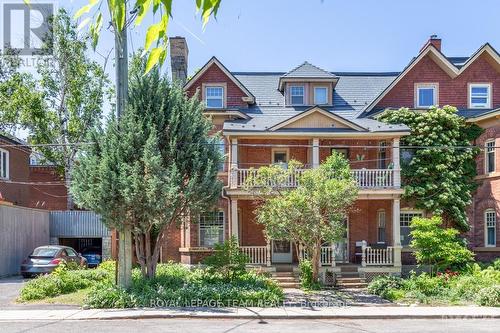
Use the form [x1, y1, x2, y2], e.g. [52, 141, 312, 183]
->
[165, 36, 499, 278]
[0, 133, 67, 209]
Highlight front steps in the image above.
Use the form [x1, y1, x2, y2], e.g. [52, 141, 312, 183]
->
[270, 271, 300, 289]
[336, 264, 367, 289]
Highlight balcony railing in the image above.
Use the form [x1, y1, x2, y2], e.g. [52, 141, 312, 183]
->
[240, 245, 269, 265]
[230, 168, 398, 189]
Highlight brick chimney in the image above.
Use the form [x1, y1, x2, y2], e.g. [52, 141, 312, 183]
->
[169, 36, 189, 83]
[420, 35, 442, 53]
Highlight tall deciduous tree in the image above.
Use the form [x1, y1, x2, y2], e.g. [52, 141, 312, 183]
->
[0, 9, 110, 210]
[71, 56, 223, 278]
[378, 106, 482, 231]
[245, 153, 358, 282]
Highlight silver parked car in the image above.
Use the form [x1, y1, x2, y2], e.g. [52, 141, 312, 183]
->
[20, 245, 87, 278]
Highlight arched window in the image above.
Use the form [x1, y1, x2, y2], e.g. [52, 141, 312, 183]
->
[485, 209, 497, 247]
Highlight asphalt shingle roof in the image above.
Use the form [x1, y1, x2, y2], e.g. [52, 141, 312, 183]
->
[281, 62, 337, 78]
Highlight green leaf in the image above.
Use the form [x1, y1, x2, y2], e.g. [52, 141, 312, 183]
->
[143, 14, 168, 52]
[113, 0, 126, 31]
[135, 0, 152, 26]
[144, 47, 163, 74]
[74, 0, 99, 19]
[77, 17, 91, 31]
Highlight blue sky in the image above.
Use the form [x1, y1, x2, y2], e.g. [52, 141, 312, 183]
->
[57, 0, 499, 76]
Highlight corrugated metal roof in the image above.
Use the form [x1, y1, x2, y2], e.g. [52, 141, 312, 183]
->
[49, 211, 109, 238]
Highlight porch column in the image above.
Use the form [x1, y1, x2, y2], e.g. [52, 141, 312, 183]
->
[230, 199, 239, 242]
[392, 138, 401, 188]
[230, 138, 238, 189]
[266, 239, 271, 267]
[392, 198, 402, 267]
[312, 138, 320, 168]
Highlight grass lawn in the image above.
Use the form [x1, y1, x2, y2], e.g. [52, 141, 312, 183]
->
[19, 288, 91, 306]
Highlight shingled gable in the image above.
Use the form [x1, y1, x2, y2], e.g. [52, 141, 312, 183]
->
[268, 106, 367, 131]
[360, 43, 500, 116]
[184, 56, 255, 104]
[278, 61, 338, 91]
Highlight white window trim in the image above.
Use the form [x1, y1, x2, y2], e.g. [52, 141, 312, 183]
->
[485, 209, 497, 247]
[400, 210, 424, 247]
[414, 83, 438, 108]
[313, 86, 328, 105]
[205, 85, 225, 109]
[198, 210, 225, 248]
[289, 85, 305, 106]
[271, 148, 290, 164]
[468, 83, 492, 109]
[0, 148, 9, 180]
[485, 139, 496, 174]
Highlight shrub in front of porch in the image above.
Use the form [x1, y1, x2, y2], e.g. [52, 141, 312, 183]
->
[368, 264, 500, 306]
[85, 263, 283, 308]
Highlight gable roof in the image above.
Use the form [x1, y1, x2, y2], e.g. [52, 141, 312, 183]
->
[360, 43, 500, 116]
[183, 56, 255, 104]
[268, 106, 366, 131]
[278, 61, 338, 90]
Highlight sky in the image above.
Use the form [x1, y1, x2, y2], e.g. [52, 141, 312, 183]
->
[3, 0, 500, 130]
[54, 0, 500, 76]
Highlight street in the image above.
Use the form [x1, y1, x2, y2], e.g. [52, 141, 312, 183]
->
[0, 318, 499, 333]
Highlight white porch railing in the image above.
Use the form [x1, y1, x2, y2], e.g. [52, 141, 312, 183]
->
[231, 168, 395, 189]
[361, 240, 394, 266]
[299, 245, 337, 267]
[240, 246, 269, 265]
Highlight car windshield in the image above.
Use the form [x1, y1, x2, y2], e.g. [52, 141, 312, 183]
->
[31, 248, 58, 257]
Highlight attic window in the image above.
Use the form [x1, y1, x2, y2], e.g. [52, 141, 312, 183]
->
[415, 83, 438, 108]
[205, 86, 224, 108]
[290, 86, 304, 105]
[314, 87, 328, 105]
[469, 83, 491, 109]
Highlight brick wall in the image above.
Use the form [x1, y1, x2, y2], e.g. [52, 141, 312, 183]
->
[319, 139, 393, 169]
[28, 166, 67, 210]
[186, 63, 248, 108]
[238, 139, 310, 168]
[376, 53, 500, 109]
[0, 138, 31, 207]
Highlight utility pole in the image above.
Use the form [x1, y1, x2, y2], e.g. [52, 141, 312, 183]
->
[115, 3, 132, 288]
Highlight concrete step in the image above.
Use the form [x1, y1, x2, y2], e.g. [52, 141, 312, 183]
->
[272, 276, 298, 282]
[336, 282, 368, 289]
[271, 272, 298, 277]
[277, 282, 301, 289]
[336, 277, 366, 283]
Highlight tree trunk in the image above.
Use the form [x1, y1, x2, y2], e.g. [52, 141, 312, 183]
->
[65, 158, 74, 210]
[311, 242, 321, 283]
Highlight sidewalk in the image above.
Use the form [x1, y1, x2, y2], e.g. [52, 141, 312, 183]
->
[0, 306, 499, 321]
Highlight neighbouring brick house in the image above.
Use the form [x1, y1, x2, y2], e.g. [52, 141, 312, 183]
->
[164, 36, 499, 279]
[0, 133, 67, 209]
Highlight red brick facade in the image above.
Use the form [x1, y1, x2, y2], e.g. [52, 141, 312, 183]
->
[376, 53, 500, 109]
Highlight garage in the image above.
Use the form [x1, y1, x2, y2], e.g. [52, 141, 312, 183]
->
[49, 211, 111, 265]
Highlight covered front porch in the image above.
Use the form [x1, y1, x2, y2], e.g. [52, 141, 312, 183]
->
[231, 198, 403, 272]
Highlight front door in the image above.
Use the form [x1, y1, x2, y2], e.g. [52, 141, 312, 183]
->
[272, 240, 292, 263]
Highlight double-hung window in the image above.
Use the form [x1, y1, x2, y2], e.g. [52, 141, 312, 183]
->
[378, 142, 388, 169]
[377, 210, 386, 243]
[469, 84, 491, 109]
[400, 211, 423, 246]
[199, 211, 224, 247]
[485, 209, 497, 247]
[0, 149, 8, 179]
[290, 86, 305, 105]
[485, 140, 495, 173]
[314, 87, 328, 105]
[415, 83, 437, 108]
[205, 86, 224, 108]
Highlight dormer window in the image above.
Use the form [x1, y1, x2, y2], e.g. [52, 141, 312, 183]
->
[415, 83, 438, 108]
[469, 83, 491, 109]
[205, 86, 224, 108]
[314, 87, 328, 105]
[290, 86, 305, 105]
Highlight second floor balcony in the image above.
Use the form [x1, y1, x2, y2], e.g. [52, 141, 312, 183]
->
[230, 167, 399, 190]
